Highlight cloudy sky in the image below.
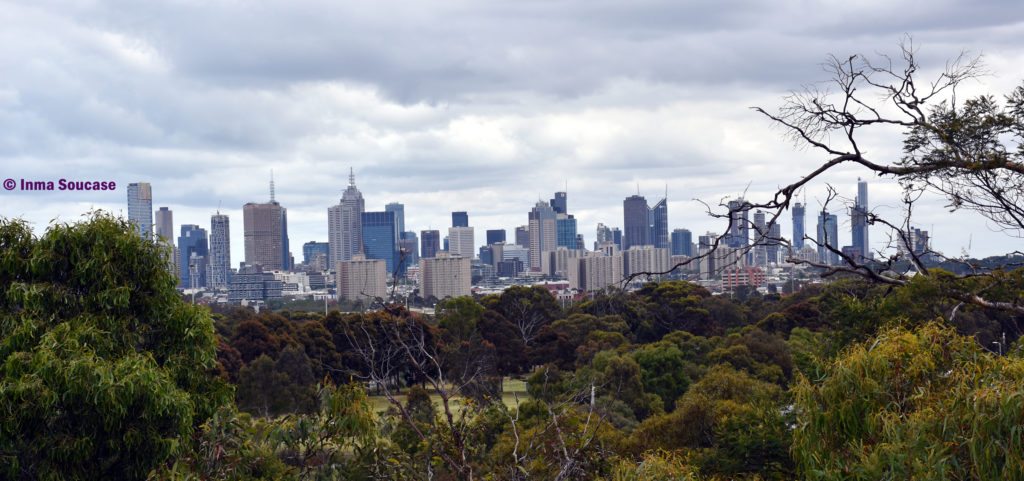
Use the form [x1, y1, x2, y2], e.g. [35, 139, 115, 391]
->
[1, 0, 1022, 262]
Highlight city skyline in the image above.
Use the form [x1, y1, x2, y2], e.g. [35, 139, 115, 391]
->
[2, 2, 1022, 261]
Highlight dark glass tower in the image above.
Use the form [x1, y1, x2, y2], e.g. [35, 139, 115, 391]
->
[486, 229, 507, 245]
[362, 211, 399, 274]
[421, 230, 441, 259]
[452, 211, 469, 228]
[792, 202, 806, 250]
[623, 194, 650, 250]
[650, 197, 669, 249]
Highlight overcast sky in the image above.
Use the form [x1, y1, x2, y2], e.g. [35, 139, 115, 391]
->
[1, 0, 1022, 262]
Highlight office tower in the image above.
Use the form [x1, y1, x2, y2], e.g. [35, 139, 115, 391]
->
[752, 210, 768, 266]
[178, 225, 208, 289]
[623, 194, 651, 250]
[452, 211, 469, 228]
[448, 226, 475, 259]
[515, 225, 530, 248]
[208, 213, 231, 289]
[385, 202, 405, 237]
[651, 196, 669, 249]
[596, 223, 613, 249]
[126, 182, 153, 239]
[725, 199, 750, 249]
[362, 211, 399, 274]
[851, 178, 870, 260]
[243, 177, 288, 271]
[767, 222, 782, 264]
[528, 201, 557, 271]
[302, 242, 330, 265]
[443, 236, 449, 252]
[817, 209, 840, 265]
[550, 191, 567, 215]
[328, 168, 365, 266]
[624, 245, 671, 278]
[575, 234, 585, 251]
[154, 207, 173, 242]
[611, 228, 622, 249]
[556, 214, 577, 248]
[486, 229, 507, 245]
[336, 254, 388, 302]
[420, 253, 471, 299]
[421, 230, 441, 259]
[399, 231, 419, 265]
[792, 202, 806, 250]
[671, 229, 693, 256]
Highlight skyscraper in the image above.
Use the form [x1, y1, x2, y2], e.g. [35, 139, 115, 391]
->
[385, 202, 405, 240]
[792, 202, 806, 250]
[817, 209, 840, 265]
[243, 178, 288, 271]
[302, 242, 330, 265]
[515, 225, 530, 249]
[452, 211, 469, 228]
[154, 207, 173, 242]
[528, 201, 557, 271]
[550, 191, 567, 215]
[623, 194, 650, 250]
[650, 196, 669, 249]
[208, 213, 231, 289]
[328, 169, 365, 266]
[127, 182, 153, 239]
[851, 179, 870, 260]
[671, 229, 693, 256]
[420, 253, 471, 300]
[448, 226, 475, 259]
[486, 229, 507, 245]
[556, 214, 577, 248]
[421, 230, 441, 259]
[362, 211, 399, 274]
[399, 231, 419, 266]
[178, 224, 208, 289]
[725, 199, 750, 249]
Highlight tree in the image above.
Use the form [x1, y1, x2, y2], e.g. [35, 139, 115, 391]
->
[0, 214, 229, 480]
[793, 322, 1024, 480]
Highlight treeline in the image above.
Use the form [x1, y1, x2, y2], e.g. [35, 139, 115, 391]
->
[4, 214, 1024, 480]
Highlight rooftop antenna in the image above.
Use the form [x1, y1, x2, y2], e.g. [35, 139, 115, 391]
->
[349, 167, 355, 187]
[665, 183, 668, 201]
[217, 200, 222, 215]
[637, 183, 640, 195]
[270, 169, 276, 202]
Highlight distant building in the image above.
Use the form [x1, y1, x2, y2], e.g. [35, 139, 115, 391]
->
[208, 213, 231, 289]
[550, 191, 567, 215]
[126, 182, 153, 239]
[337, 254, 388, 302]
[362, 211, 399, 274]
[178, 224, 208, 289]
[515, 225, 530, 249]
[243, 200, 288, 271]
[420, 253, 471, 300]
[421, 230, 441, 259]
[722, 266, 767, 290]
[556, 214, 577, 248]
[229, 264, 283, 302]
[725, 198, 750, 249]
[154, 206, 173, 242]
[399, 231, 419, 266]
[623, 245, 671, 278]
[622, 194, 650, 250]
[528, 202, 557, 271]
[486, 229, 507, 245]
[452, 211, 469, 228]
[448, 226, 475, 259]
[817, 209, 840, 266]
[385, 202, 405, 237]
[671, 229, 693, 256]
[328, 169, 365, 265]
[576, 252, 624, 292]
[792, 202, 806, 250]
[302, 242, 330, 266]
[851, 179, 870, 261]
[650, 196, 669, 249]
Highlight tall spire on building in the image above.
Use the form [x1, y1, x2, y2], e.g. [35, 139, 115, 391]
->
[349, 167, 355, 187]
[270, 169, 276, 202]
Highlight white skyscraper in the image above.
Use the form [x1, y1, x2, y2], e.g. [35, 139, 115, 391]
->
[448, 226, 475, 259]
[328, 168, 365, 267]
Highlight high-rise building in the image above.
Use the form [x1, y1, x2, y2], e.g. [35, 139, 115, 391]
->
[385, 202, 405, 236]
[623, 245, 671, 278]
[328, 169, 365, 266]
[515, 225, 530, 249]
[595, 223, 613, 250]
[486, 229, 507, 245]
[550, 191, 567, 215]
[817, 209, 840, 265]
[623, 194, 651, 250]
[154, 206, 173, 242]
[576, 252, 624, 292]
[650, 197, 669, 249]
[556, 214, 577, 248]
[421, 230, 441, 259]
[528, 201, 557, 271]
[420, 252, 471, 300]
[209, 213, 231, 289]
[448, 226, 475, 259]
[337, 254, 388, 302]
[851, 179, 870, 261]
[362, 211, 399, 274]
[302, 242, 330, 266]
[399, 231, 419, 266]
[725, 199, 750, 249]
[792, 202, 806, 250]
[752, 210, 768, 266]
[243, 179, 288, 271]
[767, 223, 782, 264]
[611, 228, 622, 250]
[178, 224, 208, 289]
[452, 211, 469, 228]
[127, 182, 153, 239]
[671, 229, 693, 256]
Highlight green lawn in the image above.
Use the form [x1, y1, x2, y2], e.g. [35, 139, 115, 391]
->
[367, 377, 530, 415]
